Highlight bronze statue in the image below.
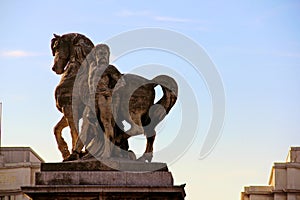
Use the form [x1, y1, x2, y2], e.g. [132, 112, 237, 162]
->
[66, 44, 178, 162]
[51, 33, 94, 159]
[51, 33, 178, 162]
[68, 44, 127, 161]
[114, 73, 178, 162]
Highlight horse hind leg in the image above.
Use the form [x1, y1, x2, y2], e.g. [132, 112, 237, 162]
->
[54, 116, 70, 159]
[117, 93, 144, 136]
[125, 112, 144, 136]
[137, 104, 166, 162]
[138, 130, 156, 162]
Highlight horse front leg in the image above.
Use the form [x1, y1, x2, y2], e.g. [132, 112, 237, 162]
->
[63, 106, 79, 153]
[138, 131, 156, 162]
[64, 106, 98, 162]
[54, 116, 70, 159]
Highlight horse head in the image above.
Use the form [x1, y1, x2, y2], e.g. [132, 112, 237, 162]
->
[51, 34, 70, 74]
[51, 33, 94, 75]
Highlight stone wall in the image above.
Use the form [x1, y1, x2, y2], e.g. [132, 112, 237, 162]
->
[0, 147, 44, 200]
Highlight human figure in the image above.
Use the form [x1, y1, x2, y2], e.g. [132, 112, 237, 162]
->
[65, 44, 127, 160]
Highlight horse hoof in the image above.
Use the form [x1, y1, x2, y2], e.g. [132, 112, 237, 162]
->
[62, 149, 70, 160]
[137, 153, 153, 162]
[63, 152, 79, 162]
[137, 156, 146, 162]
[79, 151, 88, 158]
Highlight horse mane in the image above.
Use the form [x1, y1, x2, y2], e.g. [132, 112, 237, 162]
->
[72, 34, 95, 63]
[51, 36, 59, 56]
[69, 34, 95, 101]
[51, 33, 94, 62]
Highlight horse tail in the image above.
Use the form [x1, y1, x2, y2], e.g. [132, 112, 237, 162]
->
[151, 75, 178, 121]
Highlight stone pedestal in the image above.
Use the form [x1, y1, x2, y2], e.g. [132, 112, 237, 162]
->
[21, 159, 186, 200]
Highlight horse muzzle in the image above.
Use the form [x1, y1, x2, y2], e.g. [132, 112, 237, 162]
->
[52, 65, 64, 75]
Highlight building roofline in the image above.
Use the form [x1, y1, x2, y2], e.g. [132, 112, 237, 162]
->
[0, 146, 45, 163]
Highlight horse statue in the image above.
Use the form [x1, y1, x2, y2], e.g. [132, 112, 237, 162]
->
[51, 33, 94, 159]
[65, 44, 178, 162]
[51, 33, 178, 162]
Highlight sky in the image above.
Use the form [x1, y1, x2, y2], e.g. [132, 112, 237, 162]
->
[1, 0, 300, 199]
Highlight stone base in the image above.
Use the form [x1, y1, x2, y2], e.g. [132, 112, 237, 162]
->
[22, 160, 186, 200]
[35, 171, 174, 186]
[22, 185, 186, 200]
[40, 159, 169, 172]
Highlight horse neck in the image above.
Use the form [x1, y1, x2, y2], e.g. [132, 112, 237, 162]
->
[62, 39, 93, 81]
[61, 51, 82, 81]
[69, 41, 92, 65]
[69, 47, 82, 65]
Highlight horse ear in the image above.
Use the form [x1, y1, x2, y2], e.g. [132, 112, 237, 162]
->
[53, 33, 60, 38]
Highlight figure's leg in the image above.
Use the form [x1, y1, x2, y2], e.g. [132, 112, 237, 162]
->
[53, 116, 70, 159]
[79, 107, 98, 153]
[98, 95, 115, 158]
[113, 124, 132, 158]
[138, 131, 156, 162]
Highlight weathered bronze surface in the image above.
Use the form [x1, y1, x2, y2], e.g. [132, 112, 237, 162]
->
[51, 33, 94, 159]
[51, 33, 178, 162]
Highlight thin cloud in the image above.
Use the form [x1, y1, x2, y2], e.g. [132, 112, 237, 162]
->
[252, 2, 300, 28]
[116, 9, 192, 23]
[0, 50, 37, 57]
[115, 9, 209, 31]
[216, 45, 300, 58]
[154, 16, 210, 31]
[154, 16, 191, 23]
[272, 51, 300, 58]
[116, 10, 151, 17]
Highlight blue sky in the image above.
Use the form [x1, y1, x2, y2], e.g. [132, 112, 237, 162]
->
[1, 1, 300, 199]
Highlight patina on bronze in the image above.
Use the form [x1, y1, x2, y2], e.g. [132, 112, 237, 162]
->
[51, 33, 94, 159]
[51, 33, 178, 162]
